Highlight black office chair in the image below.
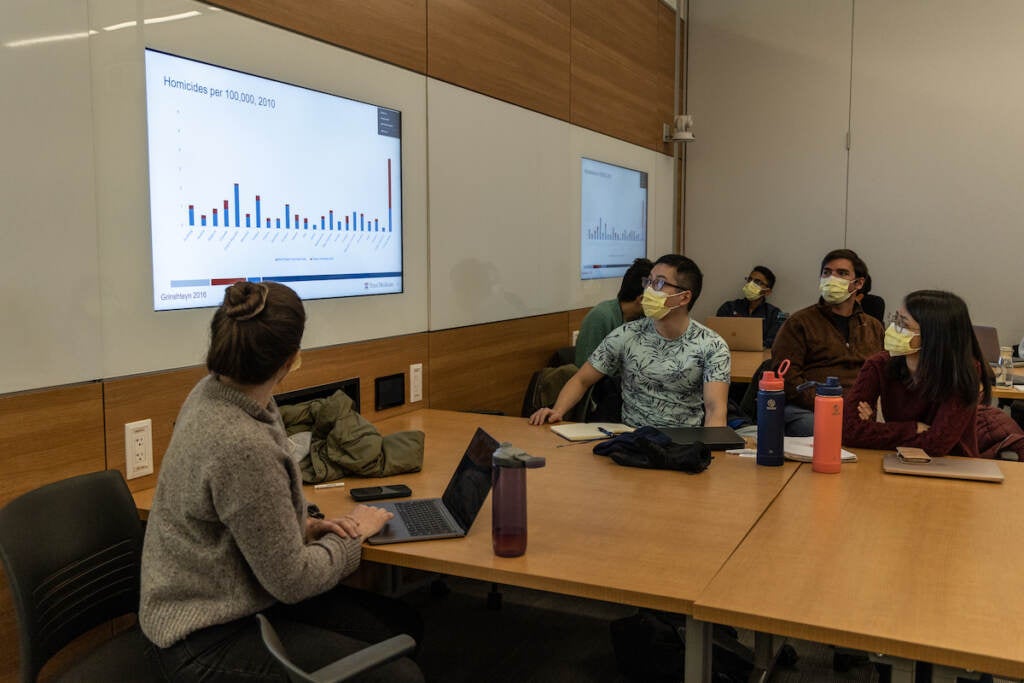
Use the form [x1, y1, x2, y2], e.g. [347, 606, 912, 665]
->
[256, 614, 416, 683]
[0, 470, 159, 682]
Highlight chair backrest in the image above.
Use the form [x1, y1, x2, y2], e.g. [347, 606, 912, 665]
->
[0, 470, 144, 683]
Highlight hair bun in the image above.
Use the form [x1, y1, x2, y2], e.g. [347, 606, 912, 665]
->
[223, 282, 269, 321]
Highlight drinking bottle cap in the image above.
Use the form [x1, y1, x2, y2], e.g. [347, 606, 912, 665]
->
[759, 359, 790, 392]
[796, 376, 843, 396]
[493, 444, 547, 468]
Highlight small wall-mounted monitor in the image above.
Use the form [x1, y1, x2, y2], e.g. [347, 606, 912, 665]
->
[580, 157, 647, 280]
[144, 49, 403, 311]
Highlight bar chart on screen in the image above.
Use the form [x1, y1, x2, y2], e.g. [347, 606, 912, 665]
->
[145, 49, 403, 311]
[580, 157, 647, 281]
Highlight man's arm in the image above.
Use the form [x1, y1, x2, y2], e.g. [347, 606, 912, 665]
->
[771, 315, 813, 409]
[703, 381, 729, 427]
[528, 362, 605, 425]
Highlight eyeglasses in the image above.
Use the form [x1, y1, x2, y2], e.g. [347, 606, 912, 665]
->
[744, 276, 769, 289]
[642, 276, 688, 293]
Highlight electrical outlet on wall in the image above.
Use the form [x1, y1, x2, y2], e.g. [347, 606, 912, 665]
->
[410, 363, 423, 403]
[125, 419, 154, 480]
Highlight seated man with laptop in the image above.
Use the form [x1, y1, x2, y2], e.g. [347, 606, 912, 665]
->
[715, 265, 786, 348]
[529, 254, 731, 429]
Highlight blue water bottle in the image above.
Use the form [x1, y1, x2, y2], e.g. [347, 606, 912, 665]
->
[756, 359, 790, 467]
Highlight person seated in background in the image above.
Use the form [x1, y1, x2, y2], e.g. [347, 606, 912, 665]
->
[573, 257, 653, 421]
[855, 273, 886, 324]
[716, 265, 786, 348]
[843, 290, 990, 456]
[771, 248, 884, 436]
[575, 257, 653, 366]
[141, 281, 423, 683]
[530, 254, 730, 428]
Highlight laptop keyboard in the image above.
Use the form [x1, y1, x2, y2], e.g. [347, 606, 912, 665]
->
[395, 500, 456, 537]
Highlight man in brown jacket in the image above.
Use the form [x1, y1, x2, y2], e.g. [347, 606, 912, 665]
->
[771, 249, 884, 436]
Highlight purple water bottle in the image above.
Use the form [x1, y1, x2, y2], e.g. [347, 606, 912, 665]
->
[492, 444, 546, 558]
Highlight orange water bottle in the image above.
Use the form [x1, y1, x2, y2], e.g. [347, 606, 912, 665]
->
[799, 377, 843, 474]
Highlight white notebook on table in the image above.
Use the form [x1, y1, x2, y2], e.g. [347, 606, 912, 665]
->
[550, 423, 634, 442]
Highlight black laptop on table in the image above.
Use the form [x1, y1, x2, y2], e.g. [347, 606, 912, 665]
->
[367, 427, 500, 545]
[658, 426, 746, 451]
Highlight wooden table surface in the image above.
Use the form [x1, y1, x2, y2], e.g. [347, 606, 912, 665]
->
[992, 366, 1024, 401]
[731, 350, 771, 383]
[304, 409, 798, 615]
[693, 451, 1024, 678]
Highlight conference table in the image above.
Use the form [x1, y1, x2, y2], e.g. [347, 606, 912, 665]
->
[694, 449, 1024, 681]
[133, 408, 798, 682]
[132, 409, 1024, 681]
[992, 366, 1024, 402]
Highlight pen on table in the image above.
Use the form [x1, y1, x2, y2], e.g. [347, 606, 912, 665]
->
[597, 427, 615, 438]
[313, 482, 346, 490]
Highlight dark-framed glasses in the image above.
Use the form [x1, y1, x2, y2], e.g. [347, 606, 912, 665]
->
[642, 276, 688, 293]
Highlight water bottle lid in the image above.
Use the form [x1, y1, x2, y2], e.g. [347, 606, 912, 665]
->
[493, 443, 547, 468]
[759, 359, 789, 391]
[795, 376, 843, 396]
[817, 376, 843, 396]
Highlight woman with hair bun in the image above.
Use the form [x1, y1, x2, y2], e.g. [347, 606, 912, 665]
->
[843, 289, 990, 457]
[140, 282, 423, 682]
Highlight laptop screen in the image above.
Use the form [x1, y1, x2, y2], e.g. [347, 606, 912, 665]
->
[440, 428, 500, 532]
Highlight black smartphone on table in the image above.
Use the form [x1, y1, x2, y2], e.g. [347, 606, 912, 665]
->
[349, 484, 412, 502]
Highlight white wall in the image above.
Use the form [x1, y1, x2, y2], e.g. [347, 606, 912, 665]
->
[685, 0, 853, 320]
[0, 0, 676, 394]
[428, 80, 675, 330]
[687, 0, 1024, 346]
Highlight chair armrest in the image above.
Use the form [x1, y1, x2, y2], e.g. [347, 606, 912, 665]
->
[311, 634, 416, 683]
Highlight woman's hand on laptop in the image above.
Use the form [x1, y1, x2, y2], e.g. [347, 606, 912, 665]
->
[529, 407, 563, 425]
[333, 504, 394, 539]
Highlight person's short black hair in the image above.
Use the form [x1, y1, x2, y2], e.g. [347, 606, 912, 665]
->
[653, 253, 703, 311]
[861, 273, 873, 295]
[751, 265, 776, 289]
[820, 248, 869, 280]
[617, 258, 654, 302]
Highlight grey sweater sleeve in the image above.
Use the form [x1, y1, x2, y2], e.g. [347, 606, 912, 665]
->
[211, 440, 362, 604]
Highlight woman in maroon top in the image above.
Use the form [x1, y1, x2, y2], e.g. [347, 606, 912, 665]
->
[844, 290, 991, 456]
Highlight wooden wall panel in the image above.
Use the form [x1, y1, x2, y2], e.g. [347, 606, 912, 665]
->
[0, 382, 106, 683]
[103, 366, 208, 493]
[568, 306, 591, 335]
[428, 313, 569, 417]
[209, 0, 427, 73]
[657, 4, 684, 157]
[427, 0, 572, 120]
[0, 383, 106, 507]
[275, 333, 429, 423]
[570, 0, 663, 151]
[104, 334, 430, 492]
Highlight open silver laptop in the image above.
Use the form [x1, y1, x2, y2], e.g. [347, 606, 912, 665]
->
[367, 428, 500, 544]
[704, 316, 763, 351]
[882, 453, 1004, 483]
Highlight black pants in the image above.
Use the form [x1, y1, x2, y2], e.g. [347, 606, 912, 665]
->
[148, 585, 424, 682]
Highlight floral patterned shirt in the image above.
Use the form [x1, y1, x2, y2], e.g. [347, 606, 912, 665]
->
[589, 317, 731, 428]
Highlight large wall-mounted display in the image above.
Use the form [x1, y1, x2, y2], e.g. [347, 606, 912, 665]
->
[580, 157, 648, 281]
[145, 49, 403, 311]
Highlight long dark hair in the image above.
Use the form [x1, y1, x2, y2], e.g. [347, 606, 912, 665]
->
[887, 290, 990, 405]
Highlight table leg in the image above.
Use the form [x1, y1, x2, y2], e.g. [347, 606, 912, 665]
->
[750, 632, 775, 683]
[870, 653, 916, 683]
[684, 615, 712, 683]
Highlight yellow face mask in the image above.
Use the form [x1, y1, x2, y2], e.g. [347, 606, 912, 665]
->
[883, 324, 919, 357]
[742, 280, 764, 301]
[641, 287, 683, 320]
[819, 275, 853, 305]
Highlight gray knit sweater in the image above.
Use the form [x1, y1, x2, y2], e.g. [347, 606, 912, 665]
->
[140, 374, 362, 647]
